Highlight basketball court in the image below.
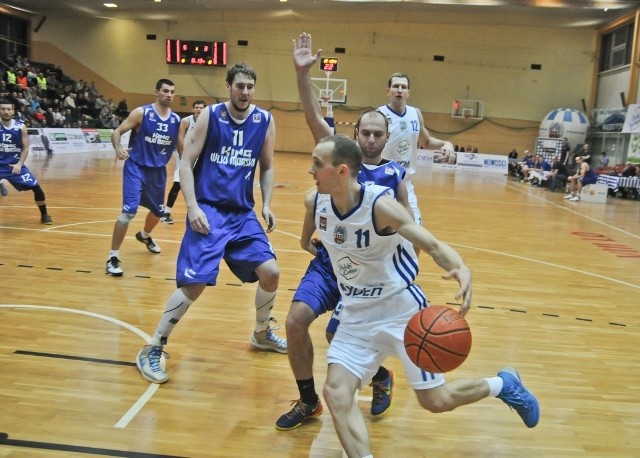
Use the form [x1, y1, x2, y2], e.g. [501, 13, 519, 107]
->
[0, 149, 638, 457]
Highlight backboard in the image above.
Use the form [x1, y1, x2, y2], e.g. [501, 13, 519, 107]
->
[452, 99, 484, 120]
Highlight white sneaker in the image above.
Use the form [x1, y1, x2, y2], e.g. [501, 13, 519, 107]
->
[564, 193, 574, 199]
[135, 231, 161, 253]
[250, 319, 287, 354]
[569, 196, 580, 202]
[106, 256, 123, 276]
[136, 344, 169, 383]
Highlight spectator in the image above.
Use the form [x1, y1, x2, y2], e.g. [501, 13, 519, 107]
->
[63, 92, 79, 120]
[5, 67, 17, 91]
[561, 137, 571, 164]
[15, 70, 28, 90]
[597, 151, 610, 171]
[528, 154, 552, 187]
[545, 155, 568, 192]
[565, 156, 597, 202]
[517, 150, 535, 181]
[618, 162, 638, 199]
[35, 72, 48, 95]
[115, 98, 129, 118]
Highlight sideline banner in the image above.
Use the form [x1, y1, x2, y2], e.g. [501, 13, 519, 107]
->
[415, 149, 508, 173]
[28, 128, 129, 156]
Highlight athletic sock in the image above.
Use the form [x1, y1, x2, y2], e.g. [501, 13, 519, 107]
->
[297, 378, 319, 406]
[151, 288, 194, 345]
[255, 286, 276, 332]
[485, 376, 504, 397]
[38, 204, 47, 216]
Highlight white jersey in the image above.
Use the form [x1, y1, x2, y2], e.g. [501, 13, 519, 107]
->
[184, 114, 197, 139]
[378, 104, 421, 178]
[314, 184, 421, 327]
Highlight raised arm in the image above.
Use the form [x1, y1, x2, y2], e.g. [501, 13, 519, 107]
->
[293, 32, 333, 143]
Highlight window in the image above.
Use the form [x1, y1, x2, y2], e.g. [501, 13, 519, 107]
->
[600, 23, 633, 72]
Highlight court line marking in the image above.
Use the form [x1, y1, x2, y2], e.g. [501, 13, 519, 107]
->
[0, 304, 156, 429]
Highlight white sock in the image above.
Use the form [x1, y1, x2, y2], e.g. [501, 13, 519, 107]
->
[255, 286, 276, 332]
[140, 230, 150, 238]
[165, 207, 172, 215]
[151, 288, 194, 346]
[485, 376, 504, 397]
[109, 250, 120, 259]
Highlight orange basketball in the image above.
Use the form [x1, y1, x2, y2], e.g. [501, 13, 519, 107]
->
[404, 306, 472, 373]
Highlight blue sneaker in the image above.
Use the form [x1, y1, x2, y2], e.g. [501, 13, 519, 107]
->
[370, 370, 395, 415]
[497, 367, 540, 428]
[275, 399, 323, 431]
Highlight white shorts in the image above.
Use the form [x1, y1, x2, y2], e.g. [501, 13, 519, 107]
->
[327, 288, 445, 390]
[172, 156, 181, 183]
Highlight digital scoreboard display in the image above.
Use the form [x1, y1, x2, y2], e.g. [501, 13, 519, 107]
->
[166, 39, 227, 67]
[319, 57, 339, 72]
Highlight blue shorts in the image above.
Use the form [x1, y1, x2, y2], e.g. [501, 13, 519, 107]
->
[580, 175, 597, 186]
[122, 160, 166, 217]
[175, 204, 276, 287]
[0, 164, 39, 191]
[292, 245, 340, 317]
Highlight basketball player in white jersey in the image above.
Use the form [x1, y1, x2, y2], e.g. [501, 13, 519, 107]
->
[310, 135, 539, 457]
[161, 100, 206, 224]
[379, 73, 455, 225]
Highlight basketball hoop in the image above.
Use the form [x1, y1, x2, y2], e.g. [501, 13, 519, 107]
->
[320, 95, 330, 108]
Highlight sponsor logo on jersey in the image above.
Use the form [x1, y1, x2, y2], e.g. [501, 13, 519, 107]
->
[220, 109, 228, 119]
[340, 284, 383, 298]
[336, 255, 359, 280]
[253, 113, 261, 123]
[334, 225, 347, 244]
[400, 120, 407, 131]
[319, 216, 327, 231]
[384, 166, 395, 175]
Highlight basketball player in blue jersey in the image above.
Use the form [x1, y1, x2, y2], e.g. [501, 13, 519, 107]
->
[0, 98, 53, 224]
[276, 33, 412, 431]
[310, 135, 539, 457]
[379, 73, 455, 226]
[135, 63, 286, 385]
[106, 79, 181, 276]
[161, 99, 206, 224]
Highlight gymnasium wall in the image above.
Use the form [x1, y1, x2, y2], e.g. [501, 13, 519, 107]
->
[30, 10, 598, 155]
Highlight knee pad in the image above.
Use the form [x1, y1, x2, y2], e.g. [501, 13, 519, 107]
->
[32, 185, 46, 202]
[117, 212, 136, 225]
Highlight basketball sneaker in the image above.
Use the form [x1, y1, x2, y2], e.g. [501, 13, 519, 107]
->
[564, 193, 575, 199]
[136, 344, 169, 384]
[370, 369, 395, 415]
[135, 231, 161, 253]
[569, 195, 581, 202]
[497, 367, 540, 428]
[105, 256, 123, 276]
[249, 319, 287, 354]
[161, 213, 174, 224]
[40, 214, 53, 225]
[275, 399, 323, 431]
[0, 182, 8, 196]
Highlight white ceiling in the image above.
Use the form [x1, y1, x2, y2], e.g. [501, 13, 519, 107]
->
[2, 0, 640, 28]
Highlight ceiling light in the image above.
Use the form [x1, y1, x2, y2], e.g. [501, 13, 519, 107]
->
[104, 3, 117, 7]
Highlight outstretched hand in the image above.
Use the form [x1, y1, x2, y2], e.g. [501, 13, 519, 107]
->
[292, 32, 322, 72]
[441, 267, 472, 316]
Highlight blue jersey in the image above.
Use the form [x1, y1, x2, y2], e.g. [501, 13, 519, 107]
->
[358, 159, 405, 196]
[192, 103, 271, 211]
[128, 104, 180, 168]
[0, 120, 24, 165]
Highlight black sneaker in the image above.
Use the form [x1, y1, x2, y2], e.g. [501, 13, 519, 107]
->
[135, 231, 161, 253]
[40, 214, 53, 225]
[160, 214, 174, 224]
[106, 256, 123, 276]
[275, 399, 323, 431]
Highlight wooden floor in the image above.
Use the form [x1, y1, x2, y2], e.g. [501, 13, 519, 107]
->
[0, 149, 639, 458]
